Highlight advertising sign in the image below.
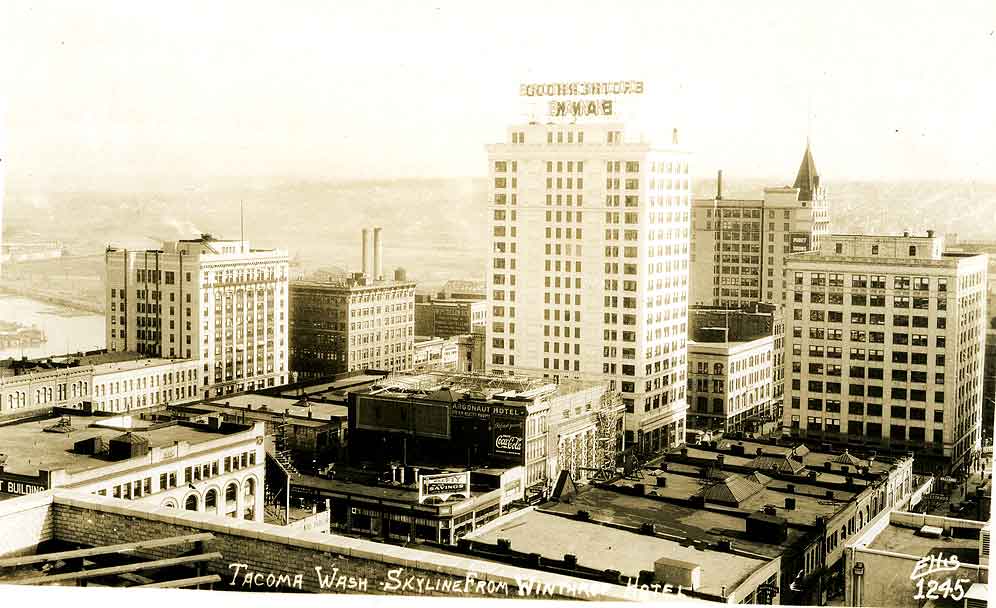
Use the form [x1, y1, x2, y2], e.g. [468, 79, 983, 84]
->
[354, 396, 450, 439]
[418, 471, 471, 504]
[519, 81, 645, 96]
[789, 232, 812, 253]
[492, 416, 525, 459]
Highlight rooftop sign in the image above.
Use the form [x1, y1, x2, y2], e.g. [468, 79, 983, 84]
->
[520, 81, 645, 97]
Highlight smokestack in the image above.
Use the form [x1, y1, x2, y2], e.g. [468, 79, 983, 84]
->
[361, 228, 371, 277]
[373, 226, 383, 281]
[717, 170, 723, 200]
[672, 128, 679, 145]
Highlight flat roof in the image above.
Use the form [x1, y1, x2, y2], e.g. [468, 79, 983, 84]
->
[0, 417, 233, 476]
[92, 357, 193, 374]
[543, 486, 801, 559]
[612, 469, 850, 527]
[206, 394, 347, 420]
[291, 472, 493, 506]
[472, 510, 767, 596]
[868, 524, 980, 564]
[279, 373, 388, 398]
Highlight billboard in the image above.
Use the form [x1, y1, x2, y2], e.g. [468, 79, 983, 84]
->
[492, 416, 525, 459]
[789, 232, 813, 253]
[354, 395, 450, 439]
[418, 471, 471, 504]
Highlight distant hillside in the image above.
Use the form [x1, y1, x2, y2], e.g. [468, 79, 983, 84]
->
[4, 177, 995, 291]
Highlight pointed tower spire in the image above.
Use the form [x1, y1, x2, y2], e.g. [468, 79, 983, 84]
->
[793, 141, 819, 202]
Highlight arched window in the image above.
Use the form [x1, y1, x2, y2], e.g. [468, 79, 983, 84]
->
[36, 390, 41, 403]
[244, 478, 255, 499]
[225, 483, 238, 504]
[185, 494, 199, 511]
[72, 384, 77, 398]
[205, 489, 218, 512]
[713, 363, 724, 375]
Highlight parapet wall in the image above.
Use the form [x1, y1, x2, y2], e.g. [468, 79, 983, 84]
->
[1, 490, 682, 602]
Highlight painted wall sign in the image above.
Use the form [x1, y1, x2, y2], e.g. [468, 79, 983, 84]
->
[492, 416, 525, 458]
[2, 479, 46, 495]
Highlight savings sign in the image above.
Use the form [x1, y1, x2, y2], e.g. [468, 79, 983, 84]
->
[418, 471, 471, 504]
[493, 416, 525, 459]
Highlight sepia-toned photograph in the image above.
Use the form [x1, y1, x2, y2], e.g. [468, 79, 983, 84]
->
[0, 2, 993, 607]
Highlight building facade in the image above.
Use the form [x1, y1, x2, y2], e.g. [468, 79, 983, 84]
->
[0, 352, 201, 418]
[690, 144, 832, 309]
[0, 414, 265, 523]
[486, 120, 691, 454]
[289, 277, 416, 378]
[105, 235, 290, 397]
[784, 232, 988, 473]
[687, 334, 775, 434]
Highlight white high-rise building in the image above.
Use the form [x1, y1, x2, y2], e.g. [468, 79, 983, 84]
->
[486, 118, 691, 453]
[105, 235, 290, 398]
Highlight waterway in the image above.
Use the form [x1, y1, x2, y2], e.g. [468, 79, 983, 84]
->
[0, 295, 105, 359]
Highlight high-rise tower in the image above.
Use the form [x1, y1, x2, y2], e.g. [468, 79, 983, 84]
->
[486, 83, 692, 453]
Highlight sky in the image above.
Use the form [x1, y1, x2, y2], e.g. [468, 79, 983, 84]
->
[1, 0, 995, 187]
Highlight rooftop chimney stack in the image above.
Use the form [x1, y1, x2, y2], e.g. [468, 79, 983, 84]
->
[361, 228, 371, 277]
[373, 226, 384, 281]
[672, 128, 679, 145]
[717, 170, 723, 200]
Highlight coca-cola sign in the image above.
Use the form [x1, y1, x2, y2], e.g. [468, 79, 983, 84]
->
[493, 416, 525, 458]
[496, 435, 523, 452]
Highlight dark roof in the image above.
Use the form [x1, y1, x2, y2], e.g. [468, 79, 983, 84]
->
[697, 472, 770, 505]
[831, 450, 865, 467]
[751, 454, 806, 475]
[793, 142, 820, 202]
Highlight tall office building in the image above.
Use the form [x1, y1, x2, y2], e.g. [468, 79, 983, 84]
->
[289, 228, 416, 378]
[105, 235, 290, 397]
[486, 111, 691, 453]
[690, 143, 831, 308]
[783, 232, 987, 473]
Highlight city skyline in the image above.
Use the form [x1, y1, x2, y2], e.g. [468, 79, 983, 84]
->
[2, 1, 995, 187]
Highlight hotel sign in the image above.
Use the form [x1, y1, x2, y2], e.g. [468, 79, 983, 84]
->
[520, 81, 645, 96]
[418, 471, 471, 504]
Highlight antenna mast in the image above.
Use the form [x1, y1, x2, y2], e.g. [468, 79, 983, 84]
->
[240, 200, 245, 248]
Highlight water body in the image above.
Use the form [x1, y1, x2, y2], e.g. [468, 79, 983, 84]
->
[0, 296, 105, 359]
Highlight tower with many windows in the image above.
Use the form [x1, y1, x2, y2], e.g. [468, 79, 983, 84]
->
[105, 235, 290, 397]
[486, 120, 691, 452]
[783, 232, 987, 473]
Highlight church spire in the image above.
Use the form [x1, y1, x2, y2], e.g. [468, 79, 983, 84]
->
[793, 141, 819, 202]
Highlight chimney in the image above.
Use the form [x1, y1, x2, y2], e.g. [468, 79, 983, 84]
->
[373, 226, 383, 281]
[672, 128, 679, 145]
[927, 229, 935, 238]
[361, 228, 371, 277]
[717, 170, 723, 200]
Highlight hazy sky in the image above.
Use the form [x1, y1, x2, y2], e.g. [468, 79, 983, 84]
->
[2, 1, 995, 186]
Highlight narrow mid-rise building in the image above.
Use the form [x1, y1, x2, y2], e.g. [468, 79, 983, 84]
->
[690, 143, 831, 308]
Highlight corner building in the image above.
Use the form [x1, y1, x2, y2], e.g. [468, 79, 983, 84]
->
[105, 236, 290, 398]
[486, 121, 691, 452]
[783, 232, 987, 473]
